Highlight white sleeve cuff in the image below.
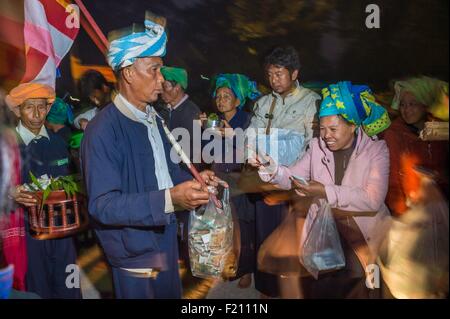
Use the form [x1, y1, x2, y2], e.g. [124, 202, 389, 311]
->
[164, 189, 175, 214]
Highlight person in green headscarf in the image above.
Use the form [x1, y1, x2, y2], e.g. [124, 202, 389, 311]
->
[391, 76, 448, 122]
[248, 81, 392, 298]
[200, 73, 261, 137]
[203, 73, 261, 289]
[383, 76, 449, 217]
[45, 97, 74, 144]
[212, 73, 261, 109]
[320, 81, 391, 137]
[159, 66, 201, 163]
[161, 66, 188, 91]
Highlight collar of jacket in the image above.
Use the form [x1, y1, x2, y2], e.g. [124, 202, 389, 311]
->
[271, 80, 302, 99]
[114, 94, 166, 129]
[114, 94, 140, 123]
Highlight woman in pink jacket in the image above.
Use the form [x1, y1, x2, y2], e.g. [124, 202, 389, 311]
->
[251, 81, 392, 298]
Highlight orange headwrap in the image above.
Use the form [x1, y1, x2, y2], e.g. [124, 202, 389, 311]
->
[5, 83, 55, 110]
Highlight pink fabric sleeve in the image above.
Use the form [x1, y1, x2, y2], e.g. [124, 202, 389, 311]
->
[259, 145, 312, 190]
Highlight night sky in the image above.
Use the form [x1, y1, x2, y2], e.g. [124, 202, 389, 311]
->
[57, 0, 449, 108]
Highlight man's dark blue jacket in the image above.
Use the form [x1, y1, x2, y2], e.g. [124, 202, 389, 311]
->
[81, 99, 191, 270]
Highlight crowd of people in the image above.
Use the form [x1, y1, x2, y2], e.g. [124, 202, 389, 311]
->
[0, 17, 448, 299]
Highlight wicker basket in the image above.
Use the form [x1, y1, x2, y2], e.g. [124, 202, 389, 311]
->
[27, 190, 88, 240]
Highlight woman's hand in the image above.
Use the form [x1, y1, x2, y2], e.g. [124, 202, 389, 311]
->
[10, 185, 37, 207]
[219, 120, 235, 138]
[246, 145, 273, 169]
[291, 179, 327, 199]
[199, 112, 208, 124]
[199, 170, 229, 189]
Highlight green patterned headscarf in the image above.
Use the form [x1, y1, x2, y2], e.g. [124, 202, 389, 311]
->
[161, 66, 188, 90]
[320, 81, 391, 136]
[391, 76, 449, 121]
[46, 98, 74, 125]
[212, 73, 261, 108]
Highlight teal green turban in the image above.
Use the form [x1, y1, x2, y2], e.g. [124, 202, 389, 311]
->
[161, 66, 188, 90]
[320, 81, 391, 136]
[212, 73, 261, 108]
[46, 98, 74, 125]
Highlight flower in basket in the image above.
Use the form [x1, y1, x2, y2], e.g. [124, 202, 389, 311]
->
[23, 172, 82, 212]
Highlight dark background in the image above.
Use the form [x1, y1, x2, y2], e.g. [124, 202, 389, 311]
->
[57, 0, 449, 110]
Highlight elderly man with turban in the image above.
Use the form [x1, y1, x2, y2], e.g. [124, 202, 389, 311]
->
[81, 17, 225, 299]
[250, 81, 392, 298]
[6, 83, 81, 299]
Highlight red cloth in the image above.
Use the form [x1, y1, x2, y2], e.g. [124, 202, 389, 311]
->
[0, 130, 27, 291]
[381, 117, 449, 216]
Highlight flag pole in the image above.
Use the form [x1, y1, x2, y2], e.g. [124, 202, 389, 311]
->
[158, 116, 222, 209]
[73, 0, 109, 54]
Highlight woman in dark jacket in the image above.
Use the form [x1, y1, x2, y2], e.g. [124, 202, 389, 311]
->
[201, 73, 261, 288]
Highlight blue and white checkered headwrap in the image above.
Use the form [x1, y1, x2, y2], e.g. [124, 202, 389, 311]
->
[107, 20, 167, 71]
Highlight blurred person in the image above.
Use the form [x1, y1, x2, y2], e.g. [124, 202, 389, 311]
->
[81, 18, 226, 299]
[0, 123, 40, 299]
[250, 81, 392, 298]
[74, 70, 112, 130]
[378, 165, 448, 298]
[382, 76, 449, 217]
[5, 82, 81, 298]
[1, 92, 26, 294]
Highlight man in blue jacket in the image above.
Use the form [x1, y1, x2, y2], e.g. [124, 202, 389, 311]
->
[6, 83, 81, 299]
[81, 18, 222, 299]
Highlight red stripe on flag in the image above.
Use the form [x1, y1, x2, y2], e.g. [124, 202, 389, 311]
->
[38, 0, 79, 41]
[0, 15, 25, 50]
[0, 43, 26, 88]
[21, 47, 48, 83]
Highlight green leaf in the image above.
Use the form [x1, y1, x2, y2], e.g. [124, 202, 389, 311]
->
[65, 182, 73, 197]
[208, 113, 219, 121]
[49, 177, 58, 191]
[73, 182, 79, 193]
[29, 171, 43, 190]
[40, 187, 51, 213]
